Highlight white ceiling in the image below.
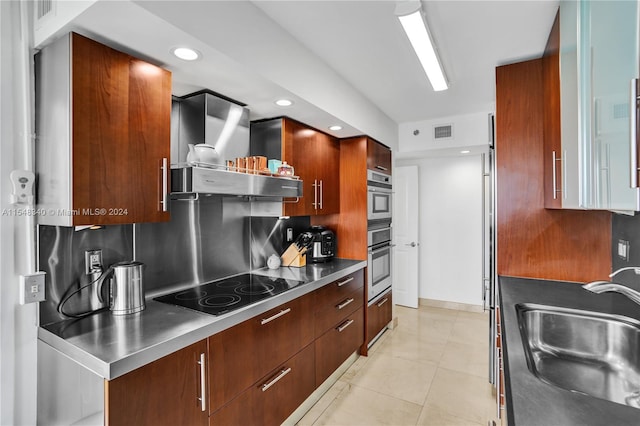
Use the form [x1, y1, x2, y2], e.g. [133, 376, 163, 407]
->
[253, 0, 559, 123]
[43, 0, 559, 147]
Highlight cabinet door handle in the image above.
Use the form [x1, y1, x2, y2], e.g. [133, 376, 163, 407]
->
[312, 179, 318, 210]
[261, 367, 292, 392]
[631, 78, 639, 188]
[319, 179, 323, 209]
[336, 298, 354, 310]
[260, 308, 291, 325]
[197, 353, 206, 412]
[337, 277, 354, 287]
[375, 165, 388, 171]
[552, 151, 562, 199]
[160, 157, 168, 212]
[337, 318, 355, 332]
[377, 297, 389, 307]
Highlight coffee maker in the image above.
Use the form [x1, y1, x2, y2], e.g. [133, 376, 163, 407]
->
[307, 226, 336, 263]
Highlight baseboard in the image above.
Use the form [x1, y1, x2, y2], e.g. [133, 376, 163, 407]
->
[419, 298, 485, 313]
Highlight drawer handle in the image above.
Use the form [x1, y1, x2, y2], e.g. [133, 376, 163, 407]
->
[336, 298, 355, 310]
[337, 319, 355, 332]
[337, 277, 354, 287]
[261, 367, 292, 392]
[377, 297, 389, 307]
[375, 165, 388, 171]
[261, 308, 291, 325]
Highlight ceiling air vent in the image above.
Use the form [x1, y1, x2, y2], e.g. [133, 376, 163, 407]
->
[433, 124, 453, 140]
[37, 0, 53, 19]
[35, 0, 56, 29]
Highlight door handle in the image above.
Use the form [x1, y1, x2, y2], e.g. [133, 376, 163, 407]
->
[405, 242, 417, 247]
[631, 78, 639, 188]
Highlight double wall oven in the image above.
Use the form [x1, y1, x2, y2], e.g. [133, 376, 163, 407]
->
[367, 170, 392, 303]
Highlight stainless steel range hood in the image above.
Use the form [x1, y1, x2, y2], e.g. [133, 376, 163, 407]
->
[171, 91, 302, 197]
[171, 166, 302, 197]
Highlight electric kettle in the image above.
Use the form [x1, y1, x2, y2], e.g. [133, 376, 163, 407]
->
[98, 261, 146, 315]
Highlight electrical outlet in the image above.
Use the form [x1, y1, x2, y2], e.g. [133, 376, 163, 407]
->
[19, 272, 46, 304]
[85, 249, 103, 275]
[286, 228, 293, 242]
[618, 240, 630, 261]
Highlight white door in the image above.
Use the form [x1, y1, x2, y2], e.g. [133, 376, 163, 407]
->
[393, 165, 419, 308]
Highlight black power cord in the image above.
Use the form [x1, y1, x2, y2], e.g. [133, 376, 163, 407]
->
[57, 269, 112, 319]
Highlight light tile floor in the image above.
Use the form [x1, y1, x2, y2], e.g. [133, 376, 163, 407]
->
[298, 305, 503, 426]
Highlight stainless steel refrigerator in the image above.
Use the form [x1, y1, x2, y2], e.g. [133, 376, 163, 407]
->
[484, 113, 498, 388]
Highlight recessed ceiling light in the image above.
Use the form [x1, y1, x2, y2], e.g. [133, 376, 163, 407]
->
[329, 125, 343, 131]
[460, 150, 470, 154]
[275, 99, 293, 107]
[171, 47, 200, 61]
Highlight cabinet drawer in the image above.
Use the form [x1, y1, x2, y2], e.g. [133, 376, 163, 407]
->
[208, 293, 314, 413]
[366, 291, 392, 345]
[315, 307, 364, 385]
[315, 286, 363, 337]
[209, 344, 315, 426]
[314, 270, 364, 310]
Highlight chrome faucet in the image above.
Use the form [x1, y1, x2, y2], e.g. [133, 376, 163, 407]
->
[583, 267, 640, 306]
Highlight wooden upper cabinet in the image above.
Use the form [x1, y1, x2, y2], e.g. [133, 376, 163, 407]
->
[282, 118, 340, 216]
[543, 12, 562, 209]
[105, 340, 208, 426]
[250, 117, 340, 216]
[36, 32, 171, 226]
[367, 138, 392, 175]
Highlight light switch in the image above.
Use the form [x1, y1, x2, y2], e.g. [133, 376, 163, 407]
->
[19, 272, 46, 305]
[618, 240, 630, 261]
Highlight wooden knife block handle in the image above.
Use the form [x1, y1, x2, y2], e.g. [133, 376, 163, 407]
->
[281, 244, 306, 268]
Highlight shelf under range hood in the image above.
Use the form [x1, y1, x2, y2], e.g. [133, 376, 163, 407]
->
[171, 166, 303, 198]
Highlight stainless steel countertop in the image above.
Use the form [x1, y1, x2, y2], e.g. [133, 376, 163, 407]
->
[499, 276, 640, 426]
[39, 259, 366, 380]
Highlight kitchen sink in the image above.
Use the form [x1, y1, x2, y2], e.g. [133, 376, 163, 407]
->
[516, 303, 640, 409]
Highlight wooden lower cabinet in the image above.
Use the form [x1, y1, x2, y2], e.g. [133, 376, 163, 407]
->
[314, 270, 364, 336]
[366, 290, 392, 346]
[315, 307, 364, 385]
[208, 294, 314, 413]
[209, 344, 316, 426]
[105, 340, 208, 426]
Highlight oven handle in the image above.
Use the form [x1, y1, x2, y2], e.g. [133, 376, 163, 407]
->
[367, 185, 393, 194]
[368, 243, 395, 254]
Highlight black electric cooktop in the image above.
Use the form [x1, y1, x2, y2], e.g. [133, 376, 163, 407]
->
[154, 273, 305, 316]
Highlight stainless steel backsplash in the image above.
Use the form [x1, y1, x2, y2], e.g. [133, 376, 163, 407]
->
[38, 225, 133, 326]
[38, 197, 310, 326]
[135, 196, 251, 297]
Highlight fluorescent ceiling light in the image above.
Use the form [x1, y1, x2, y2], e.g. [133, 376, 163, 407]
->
[275, 99, 293, 107]
[172, 47, 200, 61]
[397, 4, 448, 91]
[329, 125, 343, 131]
[460, 150, 470, 154]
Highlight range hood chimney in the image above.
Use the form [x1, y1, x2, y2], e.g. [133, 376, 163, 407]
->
[171, 91, 302, 198]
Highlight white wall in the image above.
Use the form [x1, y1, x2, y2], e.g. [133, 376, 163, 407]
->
[398, 111, 492, 155]
[397, 111, 490, 307]
[1, 2, 38, 424]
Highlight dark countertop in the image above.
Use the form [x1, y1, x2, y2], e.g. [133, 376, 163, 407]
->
[38, 259, 366, 380]
[499, 276, 640, 426]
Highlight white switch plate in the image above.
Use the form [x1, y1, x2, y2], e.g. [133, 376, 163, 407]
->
[618, 240, 630, 261]
[19, 272, 46, 305]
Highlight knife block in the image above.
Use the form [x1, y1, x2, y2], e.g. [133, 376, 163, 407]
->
[281, 244, 306, 268]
